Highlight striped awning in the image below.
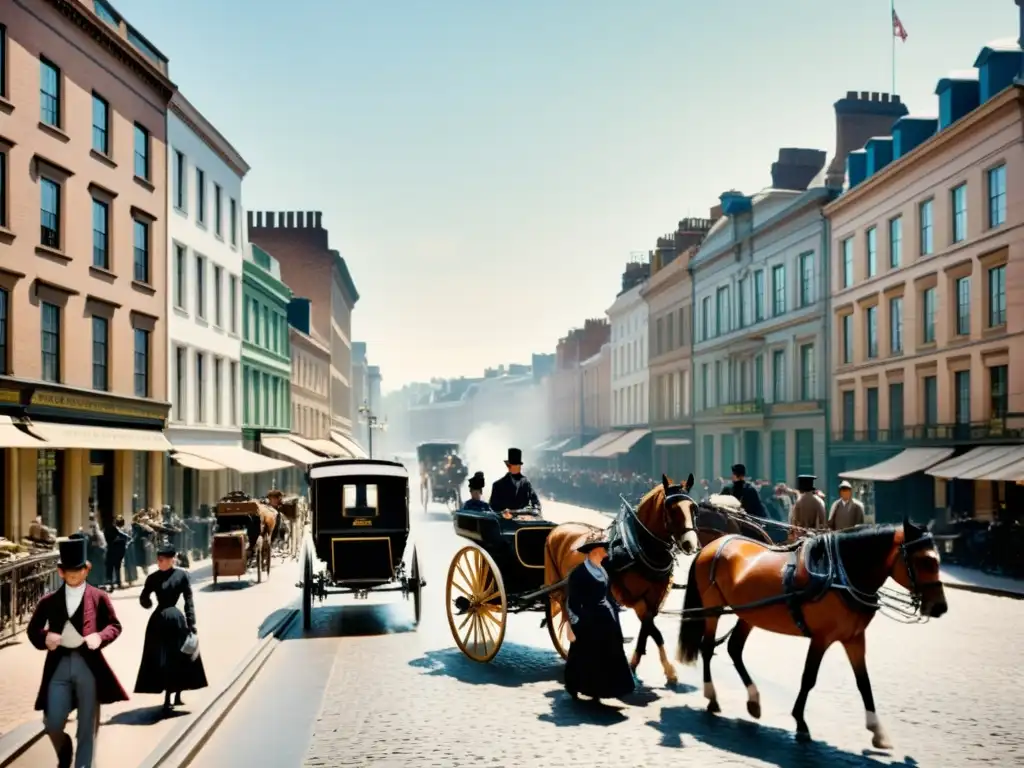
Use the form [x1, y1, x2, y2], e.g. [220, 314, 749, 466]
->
[840, 447, 954, 482]
[563, 432, 624, 458]
[925, 446, 1020, 479]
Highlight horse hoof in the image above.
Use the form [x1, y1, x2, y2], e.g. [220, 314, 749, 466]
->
[746, 700, 761, 719]
[706, 699, 721, 714]
[794, 725, 811, 742]
[872, 732, 893, 750]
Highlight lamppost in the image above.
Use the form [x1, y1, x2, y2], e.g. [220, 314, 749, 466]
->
[358, 401, 387, 459]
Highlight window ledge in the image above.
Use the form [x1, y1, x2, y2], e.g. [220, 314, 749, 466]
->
[133, 175, 155, 192]
[196, 220, 207, 230]
[173, 206, 189, 218]
[131, 279, 156, 295]
[35, 244, 71, 262]
[982, 324, 1007, 339]
[173, 306, 189, 319]
[214, 233, 224, 242]
[0, 96, 13, 115]
[38, 122, 70, 143]
[195, 317, 209, 328]
[0, 226, 15, 244]
[89, 265, 117, 280]
[90, 149, 117, 169]
[918, 342, 938, 352]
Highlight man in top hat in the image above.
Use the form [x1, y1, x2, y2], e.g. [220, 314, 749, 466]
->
[27, 533, 127, 768]
[489, 448, 541, 518]
[463, 472, 491, 512]
[828, 479, 865, 531]
[789, 474, 827, 539]
[723, 464, 766, 519]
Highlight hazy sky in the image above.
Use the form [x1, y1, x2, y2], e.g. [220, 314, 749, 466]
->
[116, 0, 1017, 390]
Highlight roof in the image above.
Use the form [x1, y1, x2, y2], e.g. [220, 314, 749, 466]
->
[170, 92, 250, 178]
[330, 250, 360, 306]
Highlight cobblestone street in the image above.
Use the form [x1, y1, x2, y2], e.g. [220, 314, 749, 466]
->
[186, 501, 1024, 768]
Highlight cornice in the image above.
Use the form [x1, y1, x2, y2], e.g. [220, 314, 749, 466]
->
[170, 96, 250, 178]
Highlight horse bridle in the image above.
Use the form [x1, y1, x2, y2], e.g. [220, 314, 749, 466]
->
[899, 530, 936, 602]
[659, 486, 698, 551]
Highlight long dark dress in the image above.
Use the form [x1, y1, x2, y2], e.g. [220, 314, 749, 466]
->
[563, 559, 635, 700]
[134, 568, 208, 694]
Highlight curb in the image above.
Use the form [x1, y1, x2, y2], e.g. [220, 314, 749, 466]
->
[136, 606, 298, 768]
[941, 580, 1024, 600]
[0, 719, 47, 767]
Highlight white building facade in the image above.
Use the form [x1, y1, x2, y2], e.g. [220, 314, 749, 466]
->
[165, 93, 249, 511]
[607, 282, 649, 428]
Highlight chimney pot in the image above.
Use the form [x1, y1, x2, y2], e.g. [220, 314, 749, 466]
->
[860, 91, 870, 100]
[315, 212, 323, 229]
[247, 210, 254, 229]
[881, 93, 890, 102]
[267, 212, 275, 227]
[893, 94, 901, 103]
[278, 211, 286, 228]
[846, 90, 858, 99]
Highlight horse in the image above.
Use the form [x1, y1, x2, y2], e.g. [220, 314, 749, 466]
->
[694, 494, 774, 547]
[544, 473, 700, 685]
[677, 517, 948, 748]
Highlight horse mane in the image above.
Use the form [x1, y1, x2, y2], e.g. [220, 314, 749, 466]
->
[707, 494, 743, 511]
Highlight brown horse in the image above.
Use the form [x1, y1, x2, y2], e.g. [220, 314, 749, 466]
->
[544, 474, 700, 685]
[677, 518, 948, 747]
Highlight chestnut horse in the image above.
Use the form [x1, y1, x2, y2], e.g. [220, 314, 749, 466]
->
[677, 518, 948, 747]
[544, 474, 700, 685]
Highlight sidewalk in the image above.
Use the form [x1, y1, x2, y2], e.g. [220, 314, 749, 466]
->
[0, 554, 299, 767]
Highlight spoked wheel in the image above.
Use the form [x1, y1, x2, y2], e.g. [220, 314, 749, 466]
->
[546, 594, 571, 660]
[302, 551, 313, 631]
[411, 548, 422, 627]
[445, 545, 507, 662]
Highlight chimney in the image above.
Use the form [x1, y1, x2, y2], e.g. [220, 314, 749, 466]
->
[770, 148, 827, 191]
[266, 212, 276, 227]
[824, 91, 909, 189]
[247, 210, 255, 229]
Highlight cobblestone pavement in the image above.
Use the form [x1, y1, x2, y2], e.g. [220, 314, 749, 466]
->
[188, 501, 1023, 768]
[1, 552, 299, 767]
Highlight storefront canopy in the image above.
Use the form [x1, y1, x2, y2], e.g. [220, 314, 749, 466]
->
[590, 429, 650, 458]
[330, 430, 368, 459]
[563, 431, 624, 458]
[926, 445, 1024, 480]
[839, 447, 954, 482]
[171, 444, 291, 474]
[976, 450, 1024, 482]
[655, 437, 692, 446]
[171, 453, 228, 471]
[290, 435, 349, 458]
[0, 415, 49, 448]
[27, 422, 172, 451]
[540, 438, 574, 453]
[261, 435, 323, 466]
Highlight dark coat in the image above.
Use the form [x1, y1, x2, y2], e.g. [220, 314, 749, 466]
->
[563, 561, 635, 699]
[461, 499, 491, 513]
[135, 568, 208, 694]
[488, 473, 540, 513]
[27, 584, 128, 710]
[724, 481, 766, 518]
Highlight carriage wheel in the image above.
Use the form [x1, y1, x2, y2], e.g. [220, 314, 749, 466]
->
[302, 551, 313, 631]
[411, 548, 422, 627]
[213, 563, 219, 588]
[445, 545, 507, 663]
[546, 594, 571, 661]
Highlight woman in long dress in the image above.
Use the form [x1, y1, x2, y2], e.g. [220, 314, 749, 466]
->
[134, 542, 208, 713]
[563, 537, 635, 702]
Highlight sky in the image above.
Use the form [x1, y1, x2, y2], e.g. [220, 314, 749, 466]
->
[115, 0, 1018, 391]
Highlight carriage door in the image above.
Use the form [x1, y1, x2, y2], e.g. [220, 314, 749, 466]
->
[89, 450, 115, 528]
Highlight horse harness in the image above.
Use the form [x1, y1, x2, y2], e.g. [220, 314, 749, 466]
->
[605, 487, 695, 583]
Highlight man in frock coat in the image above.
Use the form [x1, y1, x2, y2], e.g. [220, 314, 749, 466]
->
[723, 463, 767, 519]
[27, 533, 128, 768]
[488, 448, 542, 518]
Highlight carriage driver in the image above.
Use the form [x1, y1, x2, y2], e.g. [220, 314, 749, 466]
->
[489, 448, 542, 518]
[724, 464, 766, 519]
[463, 472, 491, 512]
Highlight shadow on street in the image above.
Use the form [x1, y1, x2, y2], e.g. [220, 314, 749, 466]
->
[538, 689, 629, 727]
[104, 706, 188, 727]
[286, 603, 416, 640]
[408, 643, 563, 687]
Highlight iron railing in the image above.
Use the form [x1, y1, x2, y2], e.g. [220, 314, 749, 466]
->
[832, 419, 1024, 444]
[0, 551, 61, 643]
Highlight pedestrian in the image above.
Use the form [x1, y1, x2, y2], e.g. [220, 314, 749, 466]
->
[134, 542, 208, 714]
[27, 532, 128, 768]
[563, 536, 635, 703]
[789, 474, 827, 541]
[724, 464, 767, 519]
[828, 480, 865, 531]
[102, 517, 130, 591]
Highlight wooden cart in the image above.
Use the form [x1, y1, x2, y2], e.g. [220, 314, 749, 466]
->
[213, 497, 271, 586]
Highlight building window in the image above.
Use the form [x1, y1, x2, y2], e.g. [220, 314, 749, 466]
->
[700, 364, 708, 410]
[36, 450, 62, 531]
[174, 150, 186, 210]
[196, 168, 205, 224]
[230, 275, 239, 333]
[865, 227, 877, 278]
[922, 287, 936, 344]
[799, 251, 814, 307]
[230, 199, 238, 246]
[0, 289, 7, 375]
[0, 150, 6, 229]
[133, 123, 150, 180]
[954, 370, 970, 425]
[0, 24, 6, 99]
[955, 276, 970, 336]
[655, 316, 663, 353]
[133, 452, 149, 512]
[842, 391, 855, 439]
[94, 1, 120, 27]
[195, 352, 206, 423]
[923, 376, 938, 425]
[754, 355, 763, 400]
[737, 276, 748, 328]
[754, 270, 765, 321]
[866, 387, 879, 439]
[41, 302, 60, 383]
[988, 165, 1006, 228]
[91, 316, 108, 391]
[889, 382, 904, 439]
[173, 244, 186, 309]
[841, 238, 853, 288]
[174, 346, 186, 421]
[990, 365, 1008, 419]
[700, 297, 711, 341]
[230, 361, 238, 426]
[889, 296, 903, 354]
[133, 218, 150, 283]
[213, 265, 223, 326]
[714, 361, 724, 406]
[715, 286, 729, 336]
[195, 255, 206, 319]
[40, 57, 60, 127]
[92, 93, 109, 155]
[134, 328, 149, 397]
[799, 343, 815, 401]
[988, 265, 1006, 327]
[92, 198, 109, 269]
[841, 314, 853, 364]
[919, 199, 933, 255]
[771, 349, 785, 403]
[214, 357, 223, 425]
[40, 178, 60, 248]
[214, 184, 222, 236]
[771, 265, 786, 316]
[951, 183, 967, 243]
[888, 216, 902, 268]
[866, 305, 878, 358]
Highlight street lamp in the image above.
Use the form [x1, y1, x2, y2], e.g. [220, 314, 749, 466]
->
[358, 401, 387, 459]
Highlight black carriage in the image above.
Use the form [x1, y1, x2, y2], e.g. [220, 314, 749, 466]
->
[445, 505, 571, 663]
[416, 441, 466, 512]
[299, 459, 424, 631]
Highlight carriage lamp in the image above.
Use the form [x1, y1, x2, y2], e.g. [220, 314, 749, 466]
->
[358, 401, 388, 459]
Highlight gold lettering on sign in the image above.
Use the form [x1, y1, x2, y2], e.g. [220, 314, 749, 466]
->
[31, 391, 159, 420]
[723, 402, 762, 415]
[353, 519, 372, 527]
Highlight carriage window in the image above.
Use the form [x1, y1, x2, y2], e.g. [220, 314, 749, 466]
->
[342, 483, 379, 516]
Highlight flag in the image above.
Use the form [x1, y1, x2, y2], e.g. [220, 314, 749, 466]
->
[892, 8, 908, 42]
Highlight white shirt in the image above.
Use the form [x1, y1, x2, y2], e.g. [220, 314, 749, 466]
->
[60, 583, 86, 649]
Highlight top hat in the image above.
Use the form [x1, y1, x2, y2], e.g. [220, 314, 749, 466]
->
[731, 463, 747, 477]
[575, 535, 611, 555]
[505, 448, 523, 465]
[838, 480, 853, 490]
[468, 471, 486, 491]
[796, 474, 816, 493]
[57, 534, 89, 570]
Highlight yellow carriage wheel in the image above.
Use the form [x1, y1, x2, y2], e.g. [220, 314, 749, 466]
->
[445, 545, 507, 663]
[545, 594, 571, 660]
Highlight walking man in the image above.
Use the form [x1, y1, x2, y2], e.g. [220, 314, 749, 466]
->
[828, 479, 865, 531]
[789, 474, 827, 541]
[27, 533, 128, 768]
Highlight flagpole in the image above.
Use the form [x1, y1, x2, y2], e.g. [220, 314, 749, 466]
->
[891, 0, 896, 93]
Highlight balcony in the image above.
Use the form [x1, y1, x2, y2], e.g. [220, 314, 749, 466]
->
[831, 419, 1024, 445]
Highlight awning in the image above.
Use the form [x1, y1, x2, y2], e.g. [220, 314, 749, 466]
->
[290, 435, 350, 458]
[655, 437, 692, 446]
[541, 437, 573, 453]
[926, 445, 1023, 479]
[330, 430, 368, 459]
[979, 453, 1024, 482]
[26, 422, 172, 451]
[840, 447, 954, 482]
[590, 429, 650, 458]
[172, 453, 228, 471]
[261, 435, 322, 466]
[0, 416, 48, 448]
[563, 431, 624, 458]
[171, 444, 291, 474]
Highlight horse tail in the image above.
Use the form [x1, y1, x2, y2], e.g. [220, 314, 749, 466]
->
[677, 557, 704, 665]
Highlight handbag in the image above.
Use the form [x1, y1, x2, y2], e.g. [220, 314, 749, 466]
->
[181, 631, 200, 661]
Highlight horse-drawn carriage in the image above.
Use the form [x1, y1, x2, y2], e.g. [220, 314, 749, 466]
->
[272, 493, 306, 558]
[416, 441, 466, 512]
[299, 459, 424, 630]
[212, 492, 275, 586]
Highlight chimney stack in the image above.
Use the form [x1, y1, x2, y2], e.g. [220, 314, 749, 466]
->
[824, 91, 908, 188]
[770, 148, 827, 191]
